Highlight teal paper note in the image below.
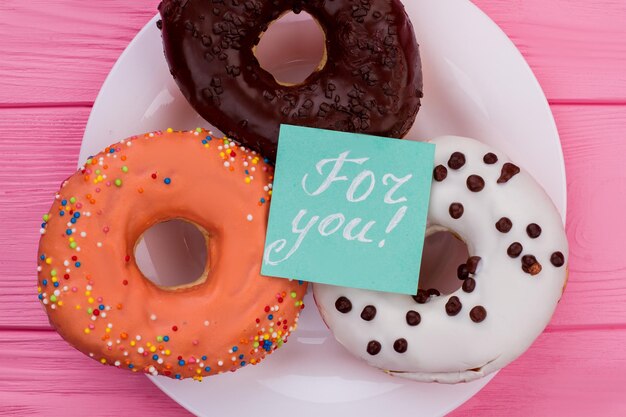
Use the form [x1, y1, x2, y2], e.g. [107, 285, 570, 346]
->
[262, 125, 435, 295]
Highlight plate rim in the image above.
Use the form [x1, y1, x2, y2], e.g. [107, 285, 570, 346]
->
[81, 0, 567, 415]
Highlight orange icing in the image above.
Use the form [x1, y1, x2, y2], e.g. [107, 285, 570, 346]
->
[37, 129, 307, 380]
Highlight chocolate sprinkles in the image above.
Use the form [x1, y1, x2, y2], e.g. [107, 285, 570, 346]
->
[462, 278, 476, 293]
[496, 217, 513, 233]
[526, 223, 542, 239]
[483, 152, 498, 164]
[448, 152, 466, 170]
[433, 165, 448, 182]
[366, 340, 382, 355]
[466, 256, 482, 274]
[412, 289, 430, 304]
[335, 296, 352, 313]
[521, 255, 542, 276]
[457, 263, 469, 280]
[497, 163, 520, 183]
[507, 242, 523, 258]
[406, 310, 421, 326]
[470, 306, 487, 323]
[360, 305, 377, 321]
[467, 175, 485, 192]
[445, 296, 462, 316]
[393, 338, 408, 353]
[550, 251, 565, 267]
[449, 203, 464, 219]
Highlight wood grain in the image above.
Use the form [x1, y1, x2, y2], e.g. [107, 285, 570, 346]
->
[0, 330, 190, 416]
[1, 327, 625, 416]
[0, 107, 88, 330]
[0, 0, 158, 106]
[450, 327, 626, 417]
[474, 0, 626, 103]
[1, 0, 625, 106]
[1, 105, 625, 330]
[549, 104, 626, 327]
[1, 1, 624, 415]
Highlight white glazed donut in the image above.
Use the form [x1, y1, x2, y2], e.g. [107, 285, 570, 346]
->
[312, 136, 568, 383]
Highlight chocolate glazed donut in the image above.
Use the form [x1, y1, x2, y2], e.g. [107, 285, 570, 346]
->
[158, 0, 423, 162]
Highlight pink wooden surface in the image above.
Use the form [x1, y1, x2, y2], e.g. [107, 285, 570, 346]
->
[1, 0, 625, 415]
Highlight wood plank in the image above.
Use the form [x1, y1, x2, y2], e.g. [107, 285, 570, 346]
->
[0, 0, 625, 105]
[1, 105, 626, 329]
[0, 107, 88, 329]
[0, 327, 624, 416]
[451, 327, 626, 416]
[0, 330, 190, 416]
[474, 0, 626, 103]
[549, 104, 626, 327]
[0, 0, 156, 106]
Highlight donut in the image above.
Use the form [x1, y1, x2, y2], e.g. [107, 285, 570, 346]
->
[158, 0, 422, 161]
[313, 136, 568, 383]
[36, 129, 307, 380]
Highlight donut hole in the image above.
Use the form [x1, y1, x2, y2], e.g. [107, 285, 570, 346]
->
[418, 230, 470, 295]
[254, 11, 326, 86]
[135, 219, 209, 290]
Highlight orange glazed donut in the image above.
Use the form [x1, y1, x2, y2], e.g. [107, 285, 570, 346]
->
[36, 129, 307, 380]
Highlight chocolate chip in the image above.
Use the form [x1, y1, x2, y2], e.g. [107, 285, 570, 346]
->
[507, 242, 523, 258]
[457, 263, 469, 280]
[466, 256, 482, 274]
[427, 288, 441, 297]
[521, 255, 537, 267]
[406, 310, 421, 326]
[551, 251, 565, 267]
[466, 175, 485, 192]
[366, 340, 382, 355]
[526, 223, 542, 239]
[470, 306, 487, 323]
[433, 165, 448, 182]
[483, 153, 498, 164]
[496, 217, 512, 233]
[522, 255, 542, 276]
[445, 296, 462, 316]
[449, 203, 464, 219]
[360, 305, 377, 321]
[412, 289, 429, 304]
[448, 152, 466, 170]
[393, 338, 408, 353]
[335, 296, 352, 313]
[462, 278, 476, 293]
[497, 163, 520, 183]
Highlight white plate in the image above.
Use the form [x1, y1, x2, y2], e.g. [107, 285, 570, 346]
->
[81, 1, 566, 416]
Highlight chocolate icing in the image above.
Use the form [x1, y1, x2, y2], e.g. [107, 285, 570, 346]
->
[158, 0, 423, 161]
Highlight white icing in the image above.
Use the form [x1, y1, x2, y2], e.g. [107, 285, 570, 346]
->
[312, 136, 568, 383]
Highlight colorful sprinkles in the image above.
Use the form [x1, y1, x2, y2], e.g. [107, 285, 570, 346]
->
[36, 129, 306, 380]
